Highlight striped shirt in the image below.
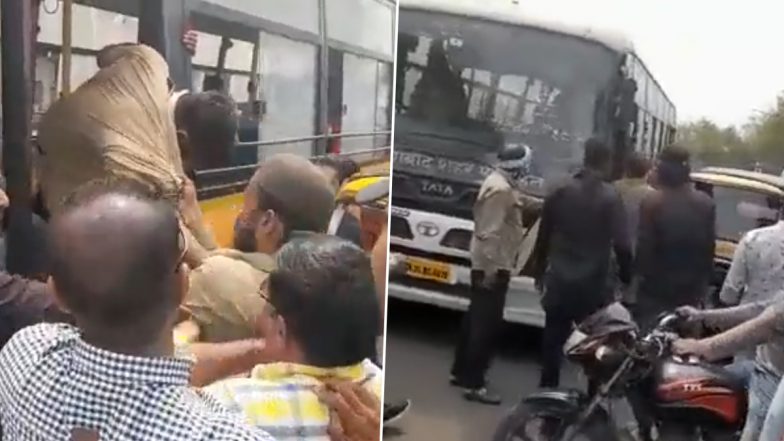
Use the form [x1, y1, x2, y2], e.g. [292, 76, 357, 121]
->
[0, 323, 272, 441]
[206, 360, 382, 440]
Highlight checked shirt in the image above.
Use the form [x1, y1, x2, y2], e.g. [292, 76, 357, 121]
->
[0, 323, 273, 441]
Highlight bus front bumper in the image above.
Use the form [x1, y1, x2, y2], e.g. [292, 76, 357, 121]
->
[387, 257, 545, 328]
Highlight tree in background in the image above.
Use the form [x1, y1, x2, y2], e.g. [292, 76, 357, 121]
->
[746, 95, 784, 169]
[678, 119, 753, 169]
[678, 92, 784, 173]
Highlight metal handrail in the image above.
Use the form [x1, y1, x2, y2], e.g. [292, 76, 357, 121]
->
[235, 130, 391, 147]
[195, 146, 390, 179]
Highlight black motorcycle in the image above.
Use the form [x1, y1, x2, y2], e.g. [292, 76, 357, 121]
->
[492, 303, 745, 441]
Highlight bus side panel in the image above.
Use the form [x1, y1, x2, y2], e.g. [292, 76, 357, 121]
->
[198, 193, 244, 248]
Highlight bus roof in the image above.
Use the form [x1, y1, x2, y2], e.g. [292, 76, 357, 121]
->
[399, 0, 634, 54]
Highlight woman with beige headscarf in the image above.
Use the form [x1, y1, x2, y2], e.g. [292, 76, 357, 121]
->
[38, 44, 216, 264]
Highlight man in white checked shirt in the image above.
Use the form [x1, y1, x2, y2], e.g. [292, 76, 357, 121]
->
[0, 179, 272, 441]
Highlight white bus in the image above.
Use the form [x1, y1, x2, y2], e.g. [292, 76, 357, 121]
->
[27, 0, 394, 164]
[389, 0, 676, 327]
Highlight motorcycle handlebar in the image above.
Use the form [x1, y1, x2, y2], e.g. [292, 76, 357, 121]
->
[655, 313, 682, 331]
[636, 312, 689, 359]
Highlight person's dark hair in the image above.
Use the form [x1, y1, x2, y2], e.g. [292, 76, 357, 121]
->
[625, 152, 651, 179]
[175, 91, 238, 152]
[311, 155, 341, 174]
[336, 158, 360, 184]
[202, 75, 225, 92]
[659, 144, 690, 165]
[657, 144, 691, 188]
[49, 178, 182, 331]
[267, 235, 379, 367]
[311, 156, 360, 186]
[583, 137, 612, 170]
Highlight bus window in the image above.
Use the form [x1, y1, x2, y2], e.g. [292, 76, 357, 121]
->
[341, 53, 382, 153]
[191, 31, 255, 101]
[257, 31, 318, 159]
[651, 118, 659, 154]
[374, 62, 393, 148]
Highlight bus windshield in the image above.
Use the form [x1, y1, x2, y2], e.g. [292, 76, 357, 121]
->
[396, 9, 620, 192]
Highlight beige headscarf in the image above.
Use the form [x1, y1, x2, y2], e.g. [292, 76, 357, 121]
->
[38, 44, 184, 213]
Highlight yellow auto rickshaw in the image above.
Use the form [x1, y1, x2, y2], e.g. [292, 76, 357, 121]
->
[691, 167, 784, 304]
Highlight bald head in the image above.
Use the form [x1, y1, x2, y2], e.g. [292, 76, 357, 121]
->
[50, 179, 182, 332]
[250, 154, 335, 234]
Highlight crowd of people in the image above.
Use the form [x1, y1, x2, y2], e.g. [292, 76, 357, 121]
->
[0, 43, 385, 441]
[456, 137, 784, 440]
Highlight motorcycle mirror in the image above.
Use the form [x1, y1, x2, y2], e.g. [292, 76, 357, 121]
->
[656, 313, 681, 330]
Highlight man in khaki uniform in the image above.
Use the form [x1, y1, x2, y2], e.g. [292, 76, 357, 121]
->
[613, 153, 654, 307]
[451, 144, 536, 405]
[184, 154, 335, 342]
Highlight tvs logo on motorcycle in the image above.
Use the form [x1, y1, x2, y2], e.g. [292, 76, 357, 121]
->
[682, 383, 702, 392]
[420, 180, 454, 198]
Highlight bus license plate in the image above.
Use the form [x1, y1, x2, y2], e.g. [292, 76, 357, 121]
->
[405, 257, 454, 284]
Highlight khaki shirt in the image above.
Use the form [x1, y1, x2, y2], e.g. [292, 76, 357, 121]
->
[184, 249, 275, 343]
[471, 171, 535, 275]
[614, 178, 654, 251]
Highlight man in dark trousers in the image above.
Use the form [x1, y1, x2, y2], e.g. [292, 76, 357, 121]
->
[533, 138, 632, 389]
[451, 144, 536, 405]
[635, 145, 715, 332]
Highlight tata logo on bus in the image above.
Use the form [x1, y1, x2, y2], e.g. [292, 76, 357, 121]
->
[420, 180, 454, 198]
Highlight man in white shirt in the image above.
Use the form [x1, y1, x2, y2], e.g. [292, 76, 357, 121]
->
[720, 220, 784, 307]
[718, 218, 784, 360]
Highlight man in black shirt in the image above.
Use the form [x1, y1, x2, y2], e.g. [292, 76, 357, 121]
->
[173, 91, 239, 179]
[635, 145, 715, 332]
[533, 138, 632, 388]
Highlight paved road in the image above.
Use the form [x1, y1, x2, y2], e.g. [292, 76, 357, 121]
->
[383, 298, 583, 441]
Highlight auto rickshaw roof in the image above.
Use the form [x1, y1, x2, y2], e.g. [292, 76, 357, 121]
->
[692, 167, 784, 196]
[337, 175, 389, 208]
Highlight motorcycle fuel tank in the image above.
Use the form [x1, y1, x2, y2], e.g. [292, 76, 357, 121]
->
[653, 358, 746, 427]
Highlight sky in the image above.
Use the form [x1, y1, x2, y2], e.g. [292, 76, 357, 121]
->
[503, 0, 784, 127]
